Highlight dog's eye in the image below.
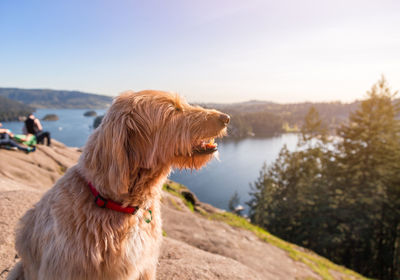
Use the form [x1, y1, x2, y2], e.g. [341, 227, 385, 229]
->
[175, 107, 182, 112]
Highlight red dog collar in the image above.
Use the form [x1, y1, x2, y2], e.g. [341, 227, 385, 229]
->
[88, 182, 139, 215]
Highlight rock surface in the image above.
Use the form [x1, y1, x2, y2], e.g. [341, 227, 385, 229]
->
[0, 142, 359, 279]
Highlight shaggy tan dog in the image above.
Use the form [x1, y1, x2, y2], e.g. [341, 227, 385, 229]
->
[8, 90, 229, 280]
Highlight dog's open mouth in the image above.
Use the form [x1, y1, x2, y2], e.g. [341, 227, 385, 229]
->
[193, 138, 218, 155]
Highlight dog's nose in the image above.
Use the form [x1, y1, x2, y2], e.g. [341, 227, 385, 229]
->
[219, 113, 230, 125]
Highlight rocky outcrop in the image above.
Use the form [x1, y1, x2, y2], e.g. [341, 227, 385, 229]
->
[83, 110, 97, 117]
[93, 115, 104, 129]
[42, 114, 59, 121]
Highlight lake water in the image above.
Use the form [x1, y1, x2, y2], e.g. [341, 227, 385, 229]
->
[4, 109, 107, 148]
[169, 135, 298, 213]
[3, 109, 299, 213]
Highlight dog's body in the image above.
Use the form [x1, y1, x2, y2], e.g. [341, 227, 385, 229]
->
[8, 90, 228, 280]
[10, 165, 164, 280]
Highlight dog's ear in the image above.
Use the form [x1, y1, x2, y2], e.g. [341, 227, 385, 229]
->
[106, 115, 133, 195]
[83, 113, 134, 196]
[125, 112, 158, 169]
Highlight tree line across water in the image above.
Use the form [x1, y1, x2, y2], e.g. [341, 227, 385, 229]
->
[247, 77, 400, 280]
[206, 99, 360, 138]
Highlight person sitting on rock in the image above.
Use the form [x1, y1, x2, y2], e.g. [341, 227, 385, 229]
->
[0, 123, 36, 153]
[24, 113, 51, 146]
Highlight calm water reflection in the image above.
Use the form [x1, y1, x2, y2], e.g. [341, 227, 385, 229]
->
[170, 134, 299, 213]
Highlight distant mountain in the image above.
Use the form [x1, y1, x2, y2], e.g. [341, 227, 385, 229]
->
[0, 96, 34, 121]
[0, 88, 113, 109]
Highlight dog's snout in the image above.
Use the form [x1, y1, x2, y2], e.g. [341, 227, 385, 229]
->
[219, 113, 230, 125]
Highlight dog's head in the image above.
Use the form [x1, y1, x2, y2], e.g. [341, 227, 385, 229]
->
[82, 90, 229, 196]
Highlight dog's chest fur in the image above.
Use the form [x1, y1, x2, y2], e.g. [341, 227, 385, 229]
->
[103, 202, 162, 280]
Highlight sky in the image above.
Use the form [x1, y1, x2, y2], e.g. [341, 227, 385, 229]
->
[1, 0, 400, 103]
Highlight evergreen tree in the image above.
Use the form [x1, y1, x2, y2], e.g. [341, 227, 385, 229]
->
[248, 77, 400, 279]
[336, 76, 400, 278]
[300, 106, 328, 144]
[228, 191, 241, 212]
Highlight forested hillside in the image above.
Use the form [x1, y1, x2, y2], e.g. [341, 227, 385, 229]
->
[0, 96, 34, 121]
[248, 77, 400, 280]
[0, 88, 112, 109]
[204, 100, 360, 137]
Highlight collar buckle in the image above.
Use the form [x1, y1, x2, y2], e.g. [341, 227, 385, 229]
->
[95, 194, 107, 208]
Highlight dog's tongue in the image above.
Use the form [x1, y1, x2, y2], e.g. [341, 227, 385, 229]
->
[194, 138, 218, 154]
[201, 138, 217, 149]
